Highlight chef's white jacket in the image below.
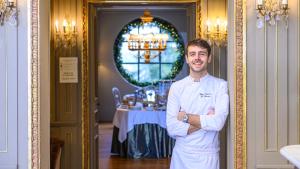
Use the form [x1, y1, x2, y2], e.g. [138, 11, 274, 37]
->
[166, 74, 229, 169]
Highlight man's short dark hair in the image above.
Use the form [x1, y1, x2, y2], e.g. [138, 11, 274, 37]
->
[186, 39, 211, 57]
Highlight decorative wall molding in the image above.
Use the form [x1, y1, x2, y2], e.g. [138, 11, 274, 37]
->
[256, 164, 294, 169]
[0, 47, 7, 153]
[233, 0, 247, 168]
[30, 0, 40, 168]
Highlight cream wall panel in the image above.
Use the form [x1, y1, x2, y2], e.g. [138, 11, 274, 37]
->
[0, 23, 18, 167]
[17, 0, 30, 167]
[227, 0, 235, 168]
[51, 0, 82, 169]
[287, 0, 300, 146]
[0, 29, 7, 152]
[51, 0, 80, 123]
[246, 0, 300, 167]
[40, 0, 51, 168]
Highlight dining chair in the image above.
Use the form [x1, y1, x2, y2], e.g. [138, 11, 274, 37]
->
[112, 87, 122, 108]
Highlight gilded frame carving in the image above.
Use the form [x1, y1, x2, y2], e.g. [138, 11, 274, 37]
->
[80, 1, 247, 169]
[31, 0, 40, 168]
[233, 0, 247, 169]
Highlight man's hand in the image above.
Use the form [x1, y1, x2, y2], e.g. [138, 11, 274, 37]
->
[178, 108, 214, 122]
[207, 107, 215, 115]
[177, 111, 186, 121]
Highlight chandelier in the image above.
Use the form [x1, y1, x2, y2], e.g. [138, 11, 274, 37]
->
[128, 10, 169, 63]
[204, 18, 227, 47]
[256, 0, 288, 28]
[0, 0, 17, 26]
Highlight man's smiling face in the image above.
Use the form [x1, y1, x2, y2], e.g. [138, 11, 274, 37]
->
[186, 45, 211, 74]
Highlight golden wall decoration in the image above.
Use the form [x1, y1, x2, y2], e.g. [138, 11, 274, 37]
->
[233, 0, 247, 169]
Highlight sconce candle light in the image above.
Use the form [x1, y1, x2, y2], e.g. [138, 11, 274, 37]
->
[256, 0, 288, 28]
[0, 0, 17, 26]
[204, 18, 227, 47]
[54, 19, 77, 48]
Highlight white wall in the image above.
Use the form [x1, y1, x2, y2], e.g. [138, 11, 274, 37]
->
[0, 8, 18, 169]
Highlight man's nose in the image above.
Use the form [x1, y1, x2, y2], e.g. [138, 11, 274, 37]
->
[195, 54, 202, 59]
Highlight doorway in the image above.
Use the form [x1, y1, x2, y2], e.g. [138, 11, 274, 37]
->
[89, 2, 228, 169]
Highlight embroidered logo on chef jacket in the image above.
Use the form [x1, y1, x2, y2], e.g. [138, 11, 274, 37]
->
[199, 93, 212, 98]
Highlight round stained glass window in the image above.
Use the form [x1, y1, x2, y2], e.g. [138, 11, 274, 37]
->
[113, 17, 185, 87]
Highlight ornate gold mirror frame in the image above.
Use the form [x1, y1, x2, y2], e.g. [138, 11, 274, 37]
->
[29, 0, 246, 168]
[79, 1, 247, 169]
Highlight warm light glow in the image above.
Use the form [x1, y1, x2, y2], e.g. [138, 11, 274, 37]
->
[257, 0, 263, 5]
[54, 19, 77, 48]
[62, 19, 67, 33]
[216, 18, 220, 26]
[282, 0, 287, 4]
[55, 20, 59, 32]
[204, 18, 227, 46]
[71, 20, 76, 32]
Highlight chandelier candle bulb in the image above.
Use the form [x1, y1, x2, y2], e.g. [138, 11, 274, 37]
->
[216, 18, 220, 31]
[7, 0, 14, 6]
[206, 20, 211, 32]
[257, 0, 263, 5]
[282, 0, 287, 4]
[53, 19, 78, 47]
[62, 19, 67, 33]
[71, 20, 76, 33]
[223, 21, 228, 32]
[55, 20, 59, 33]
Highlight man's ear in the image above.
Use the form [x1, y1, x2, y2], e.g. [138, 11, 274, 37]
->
[185, 54, 189, 64]
[208, 54, 212, 63]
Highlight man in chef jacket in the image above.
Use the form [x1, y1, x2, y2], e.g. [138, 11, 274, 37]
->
[166, 38, 229, 169]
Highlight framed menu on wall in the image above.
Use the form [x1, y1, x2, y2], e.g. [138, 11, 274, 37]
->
[59, 57, 78, 83]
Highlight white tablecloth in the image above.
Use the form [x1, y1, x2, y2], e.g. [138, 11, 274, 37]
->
[280, 145, 300, 168]
[112, 108, 167, 142]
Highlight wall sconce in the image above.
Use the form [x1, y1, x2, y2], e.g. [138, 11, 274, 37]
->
[204, 18, 227, 47]
[0, 0, 17, 26]
[54, 19, 77, 48]
[256, 0, 288, 28]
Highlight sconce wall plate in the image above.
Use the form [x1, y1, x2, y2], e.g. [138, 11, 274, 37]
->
[0, 0, 17, 26]
[54, 19, 77, 48]
[256, 0, 288, 28]
[204, 18, 227, 47]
